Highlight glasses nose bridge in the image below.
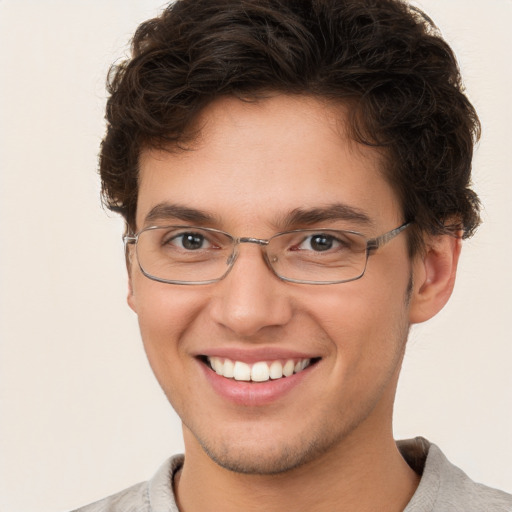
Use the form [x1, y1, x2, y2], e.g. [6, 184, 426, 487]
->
[226, 236, 271, 268]
[237, 236, 270, 246]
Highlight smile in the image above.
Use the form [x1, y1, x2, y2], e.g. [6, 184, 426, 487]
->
[205, 356, 316, 382]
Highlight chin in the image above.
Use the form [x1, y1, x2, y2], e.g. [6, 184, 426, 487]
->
[202, 440, 322, 475]
[188, 419, 348, 476]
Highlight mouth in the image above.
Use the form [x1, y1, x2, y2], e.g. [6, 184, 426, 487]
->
[200, 355, 321, 383]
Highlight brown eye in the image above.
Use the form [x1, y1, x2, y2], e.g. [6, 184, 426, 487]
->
[297, 233, 348, 252]
[165, 232, 211, 250]
[309, 234, 335, 252]
[181, 233, 205, 250]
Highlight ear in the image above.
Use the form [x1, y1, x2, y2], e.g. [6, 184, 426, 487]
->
[125, 245, 138, 313]
[127, 275, 137, 313]
[408, 233, 462, 324]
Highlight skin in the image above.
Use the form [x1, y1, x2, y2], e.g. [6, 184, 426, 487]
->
[127, 95, 461, 512]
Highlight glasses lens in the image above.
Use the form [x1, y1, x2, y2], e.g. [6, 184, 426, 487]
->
[267, 229, 368, 283]
[133, 226, 370, 285]
[136, 227, 234, 283]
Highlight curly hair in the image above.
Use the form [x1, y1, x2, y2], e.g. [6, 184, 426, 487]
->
[100, 0, 481, 253]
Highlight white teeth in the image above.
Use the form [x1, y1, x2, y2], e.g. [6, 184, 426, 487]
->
[210, 356, 223, 375]
[251, 362, 270, 382]
[206, 357, 312, 382]
[283, 359, 295, 377]
[269, 360, 283, 379]
[295, 359, 309, 372]
[233, 361, 251, 381]
[223, 358, 234, 378]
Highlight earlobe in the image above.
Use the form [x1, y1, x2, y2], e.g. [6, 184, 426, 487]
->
[408, 234, 462, 324]
[127, 277, 137, 312]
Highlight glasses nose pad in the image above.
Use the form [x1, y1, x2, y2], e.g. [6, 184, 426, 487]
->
[263, 250, 279, 274]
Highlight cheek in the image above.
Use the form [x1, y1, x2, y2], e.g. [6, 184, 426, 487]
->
[131, 279, 204, 367]
[306, 275, 410, 360]
[132, 285, 212, 416]
[132, 274, 200, 328]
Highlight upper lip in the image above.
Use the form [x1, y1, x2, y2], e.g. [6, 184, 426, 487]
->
[196, 347, 321, 364]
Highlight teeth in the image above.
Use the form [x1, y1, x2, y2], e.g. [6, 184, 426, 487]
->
[269, 360, 283, 379]
[283, 360, 295, 377]
[251, 362, 270, 382]
[223, 358, 234, 378]
[207, 357, 312, 382]
[233, 361, 251, 381]
[211, 357, 223, 375]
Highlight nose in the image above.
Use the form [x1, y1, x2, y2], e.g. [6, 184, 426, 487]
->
[208, 244, 293, 338]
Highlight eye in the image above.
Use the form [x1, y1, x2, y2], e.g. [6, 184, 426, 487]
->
[298, 233, 346, 252]
[167, 232, 212, 250]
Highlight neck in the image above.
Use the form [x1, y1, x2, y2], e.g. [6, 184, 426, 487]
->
[174, 423, 419, 512]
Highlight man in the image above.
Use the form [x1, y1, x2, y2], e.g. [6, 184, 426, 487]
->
[75, 0, 512, 510]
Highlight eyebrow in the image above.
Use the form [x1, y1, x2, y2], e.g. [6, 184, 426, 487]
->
[279, 203, 374, 229]
[143, 203, 218, 226]
[142, 201, 374, 231]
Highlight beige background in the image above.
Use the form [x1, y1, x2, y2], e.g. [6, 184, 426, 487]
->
[0, 1, 511, 510]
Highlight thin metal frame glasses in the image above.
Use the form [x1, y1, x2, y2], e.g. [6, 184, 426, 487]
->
[124, 222, 411, 285]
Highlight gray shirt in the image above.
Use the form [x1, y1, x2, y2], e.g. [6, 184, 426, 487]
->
[73, 438, 512, 511]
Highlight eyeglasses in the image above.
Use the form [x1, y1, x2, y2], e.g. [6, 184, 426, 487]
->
[124, 222, 411, 285]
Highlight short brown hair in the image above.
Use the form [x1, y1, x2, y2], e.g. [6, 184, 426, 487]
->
[100, 0, 481, 253]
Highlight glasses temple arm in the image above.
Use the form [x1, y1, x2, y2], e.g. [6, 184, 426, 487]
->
[367, 222, 412, 251]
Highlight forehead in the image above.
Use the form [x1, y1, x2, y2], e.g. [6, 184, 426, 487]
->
[136, 95, 401, 232]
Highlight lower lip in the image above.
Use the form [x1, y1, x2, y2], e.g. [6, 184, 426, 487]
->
[199, 361, 315, 406]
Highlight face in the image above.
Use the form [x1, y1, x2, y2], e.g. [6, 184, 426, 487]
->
[128, 95, 416, 474]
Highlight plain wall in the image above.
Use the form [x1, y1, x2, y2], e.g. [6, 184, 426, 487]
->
[0, 1, 511, 511]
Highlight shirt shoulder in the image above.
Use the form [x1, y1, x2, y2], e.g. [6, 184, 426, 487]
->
[72, 481, 149, 512]
[70, 455, 183, 512]
[401, 438, 512, 512]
